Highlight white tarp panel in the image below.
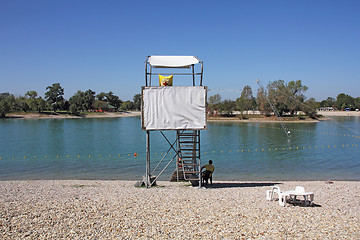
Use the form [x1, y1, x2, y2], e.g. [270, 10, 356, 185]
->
[148, 56, 200, 68]
[142, 86, 207, 130]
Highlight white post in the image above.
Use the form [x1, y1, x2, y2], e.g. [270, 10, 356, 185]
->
[146, 131, 150, 188]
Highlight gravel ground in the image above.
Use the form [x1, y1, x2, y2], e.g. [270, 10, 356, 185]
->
[1, 180, 359, 239]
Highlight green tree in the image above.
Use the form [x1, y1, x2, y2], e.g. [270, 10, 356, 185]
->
[120, 101, 135, 111]
[0, 93, 13, 117]
[267, 80, 289, 116]
[69, 90, 86, 115]
[208, 94, 221, 116]
[96, 91, 122, 110]
[303, 98, 318, 119]
[320, 97, 336, 108]
[335, 93, 354, 110]
[208, 94, 221, 106]
[354, 97, 360, 109]
[24, 91, 46, 112]
[92, 100, 108, 111]
[265, 79, 308, 116]
[287, 80, 308, 115]
[133, 94, 141, 110]
[36, 97, 46, 113]
[219, 99, 236, 116]
[84, 89, 96, 110]
[96, 92, 107, 101]
[105, 91, 122, 110]
[15, 96, 29, 112]
[60, 100, 70, 111]
[25, 91, 39, 111]
[236, 85, 255, 114]
[45, 83, 64, 112]
[256, 87, 271, 116]
[0, 100, 10, 117]
[25, 91, 38, 99]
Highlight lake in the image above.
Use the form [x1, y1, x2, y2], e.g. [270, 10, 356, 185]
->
[0, 116, 359, 181]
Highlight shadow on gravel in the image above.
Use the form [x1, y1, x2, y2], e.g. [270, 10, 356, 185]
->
[204, 182, 282, 189]
[289, 201, 322, 207]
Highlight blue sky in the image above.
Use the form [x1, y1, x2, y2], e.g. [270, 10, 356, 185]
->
[1, 0, 359, 101]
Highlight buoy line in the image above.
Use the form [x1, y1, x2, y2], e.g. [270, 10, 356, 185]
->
[0, 143, 358, 160]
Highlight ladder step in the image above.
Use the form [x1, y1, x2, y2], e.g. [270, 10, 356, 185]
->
[181, 171, 199, 174]
[173, 130, 201, 183]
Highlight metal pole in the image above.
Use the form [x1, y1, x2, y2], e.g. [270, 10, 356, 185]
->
[148, 73, 202, 76]
[176, 130, 180, 181]
[146, 131, 150, 188]
[149, 66, 152, 86]
[192, 65, 195, 86]
[145, 56, 149, 86]
[200, 61, 203, 86]
[198, 130, 202, 188]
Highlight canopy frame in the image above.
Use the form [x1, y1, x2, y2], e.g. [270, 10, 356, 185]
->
[145, 55, 203, 87]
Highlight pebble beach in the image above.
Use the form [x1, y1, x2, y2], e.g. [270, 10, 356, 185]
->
[1, 180, 359, 239]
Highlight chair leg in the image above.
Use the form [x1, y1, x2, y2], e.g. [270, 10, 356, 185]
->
[279, 194, 287, 207]
[304, 194, 314, 205]
[266, 190, 272, 200]
[310, 194, 314, 202]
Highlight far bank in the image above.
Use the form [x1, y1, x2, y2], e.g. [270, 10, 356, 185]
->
[4, 110, 360, 122]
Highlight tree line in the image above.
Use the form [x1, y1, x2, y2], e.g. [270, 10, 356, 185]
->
[0, 83, 141, 117]
[208, 80, 360, 118]
[1, 80, 359, 118]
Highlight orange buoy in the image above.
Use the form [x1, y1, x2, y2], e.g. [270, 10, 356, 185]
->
[134, 153, 138, 157]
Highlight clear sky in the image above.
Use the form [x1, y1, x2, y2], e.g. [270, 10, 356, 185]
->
[1, 0, 359, 101]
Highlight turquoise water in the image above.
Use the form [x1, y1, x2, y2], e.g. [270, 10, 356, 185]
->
[0, 116, 359, 181]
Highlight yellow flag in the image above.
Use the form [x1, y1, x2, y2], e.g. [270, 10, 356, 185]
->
[159, 74, 173, 86]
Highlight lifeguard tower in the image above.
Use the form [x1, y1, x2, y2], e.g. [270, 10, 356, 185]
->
[141, 56, 207, 188]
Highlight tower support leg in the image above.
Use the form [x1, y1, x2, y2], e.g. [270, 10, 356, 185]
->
[146, 131, 150, 188]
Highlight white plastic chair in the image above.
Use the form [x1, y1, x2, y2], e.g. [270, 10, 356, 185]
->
[267, 186, 314, 207]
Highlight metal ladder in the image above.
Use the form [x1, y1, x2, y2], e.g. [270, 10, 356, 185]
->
[170, 130, 201, 184]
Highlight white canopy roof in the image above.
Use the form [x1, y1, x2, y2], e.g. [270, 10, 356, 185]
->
[148, 56, 200, 68]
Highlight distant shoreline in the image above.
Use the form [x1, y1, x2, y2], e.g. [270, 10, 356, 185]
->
[4, 110, 359, 121]
[5, 111, 141, 119]
[208, 111, 360, 123]
[208, 116, 321, 123]
[317, 110, 360, 116]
